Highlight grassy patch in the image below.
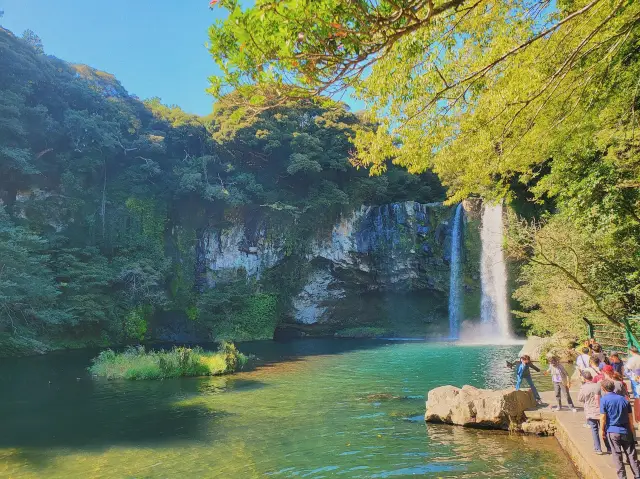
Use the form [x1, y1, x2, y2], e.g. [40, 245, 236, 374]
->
[89, 342, 248, 380]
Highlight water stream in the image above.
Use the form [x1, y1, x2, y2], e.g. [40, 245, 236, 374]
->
[448, 203, 464, 340]
[0, 340, 576, 478]
[480, 203, 512, 340]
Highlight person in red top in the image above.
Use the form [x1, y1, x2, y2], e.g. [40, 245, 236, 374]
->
[597, 365, 630, 398]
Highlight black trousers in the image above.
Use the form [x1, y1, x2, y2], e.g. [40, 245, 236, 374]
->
[608, 432, 640, 479]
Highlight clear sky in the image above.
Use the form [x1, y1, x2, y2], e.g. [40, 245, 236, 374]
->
[0, 0, 364, 115]
[1, 0, 222, 115]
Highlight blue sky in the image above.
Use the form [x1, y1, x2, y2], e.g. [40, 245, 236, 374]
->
[0, 0, 364, 115]
[1, 0, 221, 115]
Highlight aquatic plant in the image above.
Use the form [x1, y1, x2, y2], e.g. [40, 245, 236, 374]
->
[88, 342, 248, 380]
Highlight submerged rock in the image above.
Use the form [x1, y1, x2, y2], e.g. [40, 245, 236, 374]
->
[425, 385, 536, 430]
[362, 393, 404, 401]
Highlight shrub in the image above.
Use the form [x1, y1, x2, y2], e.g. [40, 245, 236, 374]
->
[123, 307, 149, 342]
[89, 342, 248, 380]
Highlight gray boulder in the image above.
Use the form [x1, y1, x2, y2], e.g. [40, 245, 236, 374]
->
[425, 385, 536, 430]
[518, 332, 578, 362]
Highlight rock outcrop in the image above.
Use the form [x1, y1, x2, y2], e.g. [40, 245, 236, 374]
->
[425, 385, 536, 430]
[518, 332, 578, 362]
[198, 201, 483, 335]
[521, 418, 557, 436]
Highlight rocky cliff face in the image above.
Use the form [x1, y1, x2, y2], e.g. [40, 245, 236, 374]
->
[199, 201, 481, 337]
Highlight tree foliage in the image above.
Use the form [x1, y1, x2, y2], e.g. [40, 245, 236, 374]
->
[208, 0, 639, 199]
[208, 0, 640, 333]
[21, 29, 43, 54]
[0, 26, 445, 353]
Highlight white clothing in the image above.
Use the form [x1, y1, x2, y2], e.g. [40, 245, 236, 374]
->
[576, 354, 590, 370]
[626, 354, 640, 373]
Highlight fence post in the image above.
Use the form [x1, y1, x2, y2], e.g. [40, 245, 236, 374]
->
[583, 317, 594, 339]
[624, 317, 640, 351]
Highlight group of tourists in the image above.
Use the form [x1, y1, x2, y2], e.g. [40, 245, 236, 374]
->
[513, 340, 640, 479]
[576, 343, 640, 479]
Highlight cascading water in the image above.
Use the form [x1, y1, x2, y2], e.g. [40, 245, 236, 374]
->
[448, 203, 464, 340]
[480, 203, 511, 340]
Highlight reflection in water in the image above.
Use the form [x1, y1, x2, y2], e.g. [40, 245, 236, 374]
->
[0, 340, 577, 478]
[427, 424, 572, 478]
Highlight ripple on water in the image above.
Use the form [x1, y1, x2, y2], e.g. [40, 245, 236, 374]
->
[0, 340, 578, 479]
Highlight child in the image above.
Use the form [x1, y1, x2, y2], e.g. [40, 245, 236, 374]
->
[545, 355, 577, 411]
[515, 355, 542, 403]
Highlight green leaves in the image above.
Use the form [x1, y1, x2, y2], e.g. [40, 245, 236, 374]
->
[0, 207, 61, 333]
[0, 24, 449, 354]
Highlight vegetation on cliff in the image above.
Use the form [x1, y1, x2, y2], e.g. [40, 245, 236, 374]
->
[88, 342, 247, 380]
[0, 25, 446, 354]
[208, 0, 640, 336]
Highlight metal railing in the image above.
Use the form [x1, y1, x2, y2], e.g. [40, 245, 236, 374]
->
[584, 314, 640, 355]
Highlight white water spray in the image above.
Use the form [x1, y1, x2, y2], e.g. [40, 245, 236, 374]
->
[480, 203, 511, 340]
[448, 203, 464, 340]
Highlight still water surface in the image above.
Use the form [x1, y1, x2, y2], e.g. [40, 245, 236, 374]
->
[0, 340, 577, 478]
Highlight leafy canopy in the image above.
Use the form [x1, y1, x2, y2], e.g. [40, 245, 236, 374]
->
[208, 0, 640, 201]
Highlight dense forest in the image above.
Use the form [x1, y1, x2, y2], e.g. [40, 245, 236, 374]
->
[2, 0, 640, 355]
[0, 26, 446, 355]
[208, 0, 640, 338]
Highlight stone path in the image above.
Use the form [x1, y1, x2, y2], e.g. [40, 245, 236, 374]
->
[527, 386, 636, 479]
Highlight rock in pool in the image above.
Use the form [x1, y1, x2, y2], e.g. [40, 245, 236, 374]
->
[425, 385, 536, 430]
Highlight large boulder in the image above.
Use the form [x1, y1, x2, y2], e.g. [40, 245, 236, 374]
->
[518, 332, 578, 363]
[518, 336, 547, 360]
[425, 385, 536, 430]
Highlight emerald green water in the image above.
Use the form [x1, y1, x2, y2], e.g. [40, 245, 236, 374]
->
[0, 340, 576, 478]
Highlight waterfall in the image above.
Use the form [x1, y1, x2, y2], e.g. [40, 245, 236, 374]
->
[448, 203, 464, 340]
[480, 203, 511, 339]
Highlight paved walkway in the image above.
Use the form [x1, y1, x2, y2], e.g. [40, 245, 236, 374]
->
[529, 386, 636, 479]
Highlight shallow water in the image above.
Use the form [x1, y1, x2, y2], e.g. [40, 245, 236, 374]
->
[0, 340, 576, 478]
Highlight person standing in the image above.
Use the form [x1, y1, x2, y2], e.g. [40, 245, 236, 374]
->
[578, 372, 610, 454]
[545, 355, 577, 411]
[593, 344, 606, 366]
[515, 355, 542, 403]
[626, 347, 640, 399]
[602, 365, 631, 398]
[611, 353, 625, 375]
[583, 356, 602, 381]
[593, 356, 607, 382]
[576, 347, 591, 376]
[600, 379, 640, 479]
